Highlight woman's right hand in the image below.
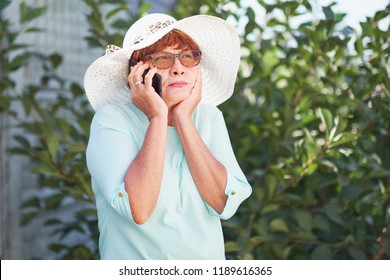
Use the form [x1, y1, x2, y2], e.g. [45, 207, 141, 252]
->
[129, 61, 168, 122]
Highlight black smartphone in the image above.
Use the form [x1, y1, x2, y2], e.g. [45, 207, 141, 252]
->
[129, 60, 162, 97]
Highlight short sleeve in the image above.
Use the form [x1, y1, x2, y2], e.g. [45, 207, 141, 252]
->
[205, 109, 252, 219]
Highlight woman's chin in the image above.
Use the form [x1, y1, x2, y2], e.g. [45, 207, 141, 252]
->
[163, 90, 190, 105]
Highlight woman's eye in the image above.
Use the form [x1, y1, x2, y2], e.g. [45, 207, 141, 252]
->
[155, 55, 169, 61]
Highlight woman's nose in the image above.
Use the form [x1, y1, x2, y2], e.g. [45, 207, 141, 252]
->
[170, 57, 185, 75]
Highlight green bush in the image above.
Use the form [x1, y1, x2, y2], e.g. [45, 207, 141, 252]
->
[2, 0, 389, 259]
[1, 1, 98, 259]
[213, 0, 390, 260]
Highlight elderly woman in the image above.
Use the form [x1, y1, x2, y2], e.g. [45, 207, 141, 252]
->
[84, 13, 252, 260]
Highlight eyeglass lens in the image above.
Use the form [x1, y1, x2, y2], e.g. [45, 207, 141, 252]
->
[149, 50, 201, 69]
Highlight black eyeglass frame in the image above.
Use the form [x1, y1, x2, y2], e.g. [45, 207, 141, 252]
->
[144, 50, 202, 69]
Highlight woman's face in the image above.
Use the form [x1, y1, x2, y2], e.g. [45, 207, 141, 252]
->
[153, 46, 200, 108]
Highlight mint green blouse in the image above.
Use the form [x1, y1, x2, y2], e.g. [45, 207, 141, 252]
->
[86, 102, 252, 260]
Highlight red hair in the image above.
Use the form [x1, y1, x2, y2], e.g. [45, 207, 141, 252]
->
[131, 29, 200, 62]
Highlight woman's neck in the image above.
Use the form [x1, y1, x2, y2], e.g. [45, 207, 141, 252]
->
[167, 106, 174, 127]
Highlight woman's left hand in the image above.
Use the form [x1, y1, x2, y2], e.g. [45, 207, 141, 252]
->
[171, 68, 202, 126]
[170, 67, 228, 213]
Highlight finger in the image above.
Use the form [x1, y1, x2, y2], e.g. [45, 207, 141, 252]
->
[129, 61, 146, 87]
[196, 67, 203, 89]
[143, 66, 158, 90]
[191, 67, 203, 96]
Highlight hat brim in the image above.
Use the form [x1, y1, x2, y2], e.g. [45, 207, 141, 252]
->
[84, 14, 240, 111]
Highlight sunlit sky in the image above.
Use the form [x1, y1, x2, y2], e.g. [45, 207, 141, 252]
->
[240, 0, 389, 31]
[319, 0, 389, 28]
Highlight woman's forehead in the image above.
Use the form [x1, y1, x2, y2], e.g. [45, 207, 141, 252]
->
[159, 45, 185, 53]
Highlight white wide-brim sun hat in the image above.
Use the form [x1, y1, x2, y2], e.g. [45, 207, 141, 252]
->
[84, 13, 240, 111]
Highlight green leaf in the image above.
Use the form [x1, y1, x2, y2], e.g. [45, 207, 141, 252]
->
[46, 133, 60, 162]
[249, 236, 265, 246]
[32, 162, 56, 174]
[225, 241, 239, 252]
[20, 2, 47, 25]
[323, 6, 335, 20]
[44, 193, 64, 209]
[311, 246, 332, 260]
[3, 43, 30, 51]
[347, 247, 366, 260]
[44, 219, 62, 226]
[295, 210, 313, 232]
[303, 128, 315, 144]
[139, 2, 152, 15]
[70, 83, 84, 97]
[316, 108, 333, 137]
[20, 197, 41, 209]
[0, 0, 11, 10]
[72, 245, 93, 260]
[374, 10, 389, 22]
[318, 159, 338, 173]
[364, 168, 390, 180]
[305, 162, 318, 175]
[282, 246, 292, 259]
[0, 95, 11, 111]
[354, 37, 364, 55]
[9, 53, 30, 70]
[106, 4, 130, 20]
[360, 21, 374, 37]
[20, 96, 32, 116]
[49, 243, 68, 252]
[339, 186, 363, 200]
[329, 132, 357, 148]
[270, 219, 289, 233]
[77, 208, 97, 216]
[328, 117, 338, 141]
[25, 27, 44, 33]
[106, 19, 125, 32]
[289, 114, 317, 133]
[291, 231, 317, 241]
[20, 211, 39, 225]
[66, 143, 86, 153]
[265, 175, 277, 199]
[261, 203, 279, 214]
[324, 203, 342, 225]
[262, 49, 280, 76]
[48, 53, 62, 69]
[13, 135, 30, 148]
[242, 236, 265, 254]
[8, 147, 30, 156]
[385, 240, 390, 257]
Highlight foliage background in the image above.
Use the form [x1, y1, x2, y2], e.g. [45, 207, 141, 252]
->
[1, 0, 389, 259]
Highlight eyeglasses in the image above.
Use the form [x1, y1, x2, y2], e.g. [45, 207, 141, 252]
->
[145, 50, 202, 69]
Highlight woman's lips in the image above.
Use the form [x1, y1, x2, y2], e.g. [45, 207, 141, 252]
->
[169, 81, 187, 87]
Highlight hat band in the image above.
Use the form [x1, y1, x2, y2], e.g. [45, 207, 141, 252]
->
[131, 20, 175, 46]
[105, 44, 121, 55]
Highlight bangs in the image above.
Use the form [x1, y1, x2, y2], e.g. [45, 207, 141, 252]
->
[131, 29, 200, 62]
[154, 29, 200, 51]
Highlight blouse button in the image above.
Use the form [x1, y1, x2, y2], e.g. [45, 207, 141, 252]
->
[118, 192, 124, 197]
[231, 191, 236, 196]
